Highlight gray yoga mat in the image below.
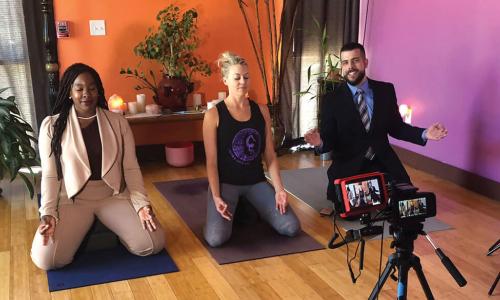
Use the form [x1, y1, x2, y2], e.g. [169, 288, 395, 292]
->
[154, 178, 324, 264]
[273, 167, 452, 237]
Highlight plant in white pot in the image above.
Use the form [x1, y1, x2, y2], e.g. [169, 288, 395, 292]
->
[0, 87, 39, 198]
[121, 4, 211, 112]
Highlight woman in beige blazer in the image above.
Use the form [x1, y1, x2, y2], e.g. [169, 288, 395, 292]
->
[31, 63, 165, 270]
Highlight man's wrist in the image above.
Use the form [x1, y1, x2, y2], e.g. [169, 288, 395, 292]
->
[422, 129, 428, 142]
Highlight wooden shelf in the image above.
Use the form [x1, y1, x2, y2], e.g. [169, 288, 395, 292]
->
[127, 111, 204, 145]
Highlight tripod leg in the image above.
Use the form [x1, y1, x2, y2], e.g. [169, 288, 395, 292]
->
[369, 255, 396, 300]
[411, 255, 435, 300]
[487, 239, 500, 256]
[397, 258, 410, 300]
[488, 272, 500, 296]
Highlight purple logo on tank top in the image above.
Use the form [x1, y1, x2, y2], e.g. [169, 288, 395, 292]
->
[230, 128, 261, 164]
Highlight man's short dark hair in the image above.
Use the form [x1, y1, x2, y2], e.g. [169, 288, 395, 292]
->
[340, 42, 366, 58]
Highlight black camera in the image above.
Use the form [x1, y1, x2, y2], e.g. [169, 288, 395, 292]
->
[330, 172, 466, 299]
[390, 182, 436, 224]
[334, 171, 436, 223]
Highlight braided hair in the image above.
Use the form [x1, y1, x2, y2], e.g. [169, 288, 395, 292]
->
[50, 63, 109, 180]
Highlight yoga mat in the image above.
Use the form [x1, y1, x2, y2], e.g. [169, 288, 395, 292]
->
[47, 245, 178, 292]
[274, 167, 452, 237]
[154, 178, 324, 265]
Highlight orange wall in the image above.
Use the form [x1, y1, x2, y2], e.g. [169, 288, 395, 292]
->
[54, 0, 283, 107]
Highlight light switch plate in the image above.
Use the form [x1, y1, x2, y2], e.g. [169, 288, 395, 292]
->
[89, 20, 106, 36]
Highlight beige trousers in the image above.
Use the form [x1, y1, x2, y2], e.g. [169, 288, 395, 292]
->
[31, 180, 165, 270]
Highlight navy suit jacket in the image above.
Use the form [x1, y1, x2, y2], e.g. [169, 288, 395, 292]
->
[320, 78, 426, 201]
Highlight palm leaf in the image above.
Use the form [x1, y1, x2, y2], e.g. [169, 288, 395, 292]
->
[18, 172, 35, 199]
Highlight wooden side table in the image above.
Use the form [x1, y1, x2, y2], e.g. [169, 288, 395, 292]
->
[126, 111, 204, 146]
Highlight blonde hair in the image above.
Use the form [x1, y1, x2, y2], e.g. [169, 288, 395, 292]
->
[216, 51, 247, 80]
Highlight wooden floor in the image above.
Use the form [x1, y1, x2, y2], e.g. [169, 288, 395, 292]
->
[1, 151, 499, 299]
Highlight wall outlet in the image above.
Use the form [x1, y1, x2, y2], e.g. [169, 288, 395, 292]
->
[89, 20, 106, 36]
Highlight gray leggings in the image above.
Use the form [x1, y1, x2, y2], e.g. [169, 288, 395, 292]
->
[204, 181, 301, 247]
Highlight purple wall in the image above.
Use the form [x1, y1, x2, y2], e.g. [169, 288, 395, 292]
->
[360, 0, 500, 183]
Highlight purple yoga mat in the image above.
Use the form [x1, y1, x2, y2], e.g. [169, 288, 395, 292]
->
[154, 178, 324, 264]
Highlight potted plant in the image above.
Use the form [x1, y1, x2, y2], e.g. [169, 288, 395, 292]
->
[0, 87, 39, 198]
[296, 18, 343, 160]
[121, 4, 211, 111]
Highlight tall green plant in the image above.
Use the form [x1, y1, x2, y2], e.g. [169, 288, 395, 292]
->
[297, 18, 343, 127]
[237, 0, 301, 149]
[298, 18, 342, 100]
[0, 88, 39, 198]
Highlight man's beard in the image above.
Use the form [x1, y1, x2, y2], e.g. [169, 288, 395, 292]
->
[344, 70, 366, 86]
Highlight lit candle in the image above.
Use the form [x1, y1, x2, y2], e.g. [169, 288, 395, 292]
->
[399, 104, 412, 124]
[128, 101, 139, 114]
[136, 94, 146, 113]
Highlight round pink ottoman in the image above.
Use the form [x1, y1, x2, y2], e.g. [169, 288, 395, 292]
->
[164, 142, 194, 167]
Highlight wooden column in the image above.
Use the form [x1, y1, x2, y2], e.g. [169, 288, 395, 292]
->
[40, 0, 59, 110]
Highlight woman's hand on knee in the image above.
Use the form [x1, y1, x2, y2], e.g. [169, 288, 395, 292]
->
[213, 196, 232, 221]
[38, 215, 56, 246]
[275, 189, 288, 215]
[138, 206, 157, 232]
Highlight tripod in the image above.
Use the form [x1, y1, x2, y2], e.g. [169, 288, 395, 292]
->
[369, 223, 433, 300]
[487, 239, 499, 296]
[369, 222, 467, 300]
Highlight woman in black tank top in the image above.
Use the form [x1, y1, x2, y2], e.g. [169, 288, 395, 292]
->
[202, 52, 300, 247]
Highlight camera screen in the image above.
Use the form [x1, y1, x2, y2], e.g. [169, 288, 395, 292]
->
[345, 178, 382, 209]
[398, 197, 428, 218]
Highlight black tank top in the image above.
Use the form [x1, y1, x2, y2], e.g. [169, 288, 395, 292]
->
[216, 100, 266, 185]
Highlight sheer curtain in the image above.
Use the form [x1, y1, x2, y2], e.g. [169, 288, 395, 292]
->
[0, 0, 37, 132]
[280, 0, 359, 140]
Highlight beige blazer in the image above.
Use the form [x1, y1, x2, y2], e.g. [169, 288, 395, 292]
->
[38, 106, 149, 219]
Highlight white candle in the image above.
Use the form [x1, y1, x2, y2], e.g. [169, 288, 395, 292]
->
[193, 93, 202, 106]
[128, 101, 138, 114]
[218, 91, 227, 100]
[136, 94, 146, 113]
[145, 104, 161, 114]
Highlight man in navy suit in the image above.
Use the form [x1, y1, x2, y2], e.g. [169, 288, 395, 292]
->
[305, 42, 447, 210]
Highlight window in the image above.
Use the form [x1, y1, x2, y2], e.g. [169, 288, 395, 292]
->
[0, 0, 37, 132]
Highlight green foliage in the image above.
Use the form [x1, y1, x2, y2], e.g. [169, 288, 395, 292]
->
[299, 18, 342, 101]
[295, 18, 344, 128]
[119, 64, 160, 102]
[0, 88, 39, 199]
[132, 4, 211, 81]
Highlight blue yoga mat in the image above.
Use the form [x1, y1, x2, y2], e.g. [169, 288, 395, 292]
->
[47, 244, 178, 292]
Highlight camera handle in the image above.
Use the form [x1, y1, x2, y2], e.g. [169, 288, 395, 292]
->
[422, 231, 467, 287]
